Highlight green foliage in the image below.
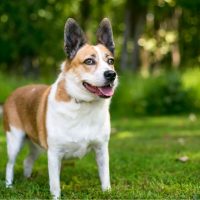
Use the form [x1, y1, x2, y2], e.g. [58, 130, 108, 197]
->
[182, 67, 200, 109]
[1, 116, 200, 198]
[111, 72, 147, 116]
[143, 71, 193, 114]
[0, 0, 199, 74]
[111, 69, 199, 116]
[0, 0, 82, 72]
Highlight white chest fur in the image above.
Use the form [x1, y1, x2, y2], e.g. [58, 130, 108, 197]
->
[46, 83, 111, 159]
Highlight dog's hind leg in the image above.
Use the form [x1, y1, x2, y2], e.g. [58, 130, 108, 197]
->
[6, 126, 25, 187]
[23, 141, 40, 178]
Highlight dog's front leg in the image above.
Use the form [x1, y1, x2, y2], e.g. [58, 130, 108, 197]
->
[95, 142, 111, 191]
[48, 149, 63, 199]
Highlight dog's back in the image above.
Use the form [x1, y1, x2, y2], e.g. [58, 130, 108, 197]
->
[3, 84, 50, 148]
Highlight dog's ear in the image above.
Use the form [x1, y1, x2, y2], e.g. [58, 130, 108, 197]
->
[96, 18, 115, 54]
[64, 18, 87, 59]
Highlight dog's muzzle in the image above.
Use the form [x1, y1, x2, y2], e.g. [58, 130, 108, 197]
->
[104, 70, 116, 82]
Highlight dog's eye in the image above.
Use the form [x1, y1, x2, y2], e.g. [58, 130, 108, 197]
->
[107, 58, 114, 65]
[84, 58, 96, 65]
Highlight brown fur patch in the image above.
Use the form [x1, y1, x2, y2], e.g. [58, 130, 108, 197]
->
[63, 60, 70, 72]
[37, 86, 51, 149]
[66, 44, 98, 73]
[64, 44, 114, 74]
[55, 79, 71, 102]
[3, 85, 50, 149]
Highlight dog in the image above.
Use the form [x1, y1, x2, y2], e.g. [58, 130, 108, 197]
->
[3, 18, 118, 198]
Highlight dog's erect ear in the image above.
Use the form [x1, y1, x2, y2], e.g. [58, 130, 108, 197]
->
[64, 18, 87, 59]
[96, 18, 115, 54]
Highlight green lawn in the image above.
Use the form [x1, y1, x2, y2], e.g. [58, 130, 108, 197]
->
[0, 115, 200, 199]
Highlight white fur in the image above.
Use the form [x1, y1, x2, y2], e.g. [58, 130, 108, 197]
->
[23, 141, 41, 178]
[6, 126, 25, 187]
[46, 85, 111, 198]
[45, 45, 117, 198]
[6, 126, 42, 186]
[5, 45, 117, 199]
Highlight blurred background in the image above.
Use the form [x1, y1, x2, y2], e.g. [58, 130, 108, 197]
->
[0, 0, 199, 117]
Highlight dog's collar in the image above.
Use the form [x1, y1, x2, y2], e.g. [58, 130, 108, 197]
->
[75, 98, 83, 104]
[74, 98, 93, 104]
[74, 98, 102, 104]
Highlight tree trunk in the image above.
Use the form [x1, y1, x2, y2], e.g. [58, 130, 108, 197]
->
[120, 10, 131, 71]
[22, 56, 39, 78]
[172, 43, 180, 68]
[132, 13, 146, 71]
[171, 7, 182, 68]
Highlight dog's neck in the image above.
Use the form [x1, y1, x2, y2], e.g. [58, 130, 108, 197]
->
[54, 71, 111, 106]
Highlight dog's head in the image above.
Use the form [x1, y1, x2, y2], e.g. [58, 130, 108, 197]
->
[62, 18, 118, 102]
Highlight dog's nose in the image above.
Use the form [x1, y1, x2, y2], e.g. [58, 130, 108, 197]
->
[104, 70, 116, 82]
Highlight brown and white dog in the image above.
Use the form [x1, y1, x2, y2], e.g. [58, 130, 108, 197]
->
[3, 18, 118, 198]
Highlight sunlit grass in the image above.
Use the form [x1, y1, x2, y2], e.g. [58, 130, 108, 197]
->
[182, 67, 200, 108]
[0, 115, 200, 198]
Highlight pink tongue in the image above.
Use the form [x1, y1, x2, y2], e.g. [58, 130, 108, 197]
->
[99, 86, 114, 97]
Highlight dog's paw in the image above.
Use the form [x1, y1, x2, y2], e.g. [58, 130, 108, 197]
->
[102, 185, 111, 192]
[6, 183, 13, 189]
[52, 194, 61, 200]
[24, 170, 32, 178]
[50, 190, 61, 200]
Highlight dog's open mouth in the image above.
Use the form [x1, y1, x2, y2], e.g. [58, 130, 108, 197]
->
[83, 82, 114, 98]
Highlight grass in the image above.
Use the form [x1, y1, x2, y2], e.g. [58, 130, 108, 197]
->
[1, 114, 200, 199]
